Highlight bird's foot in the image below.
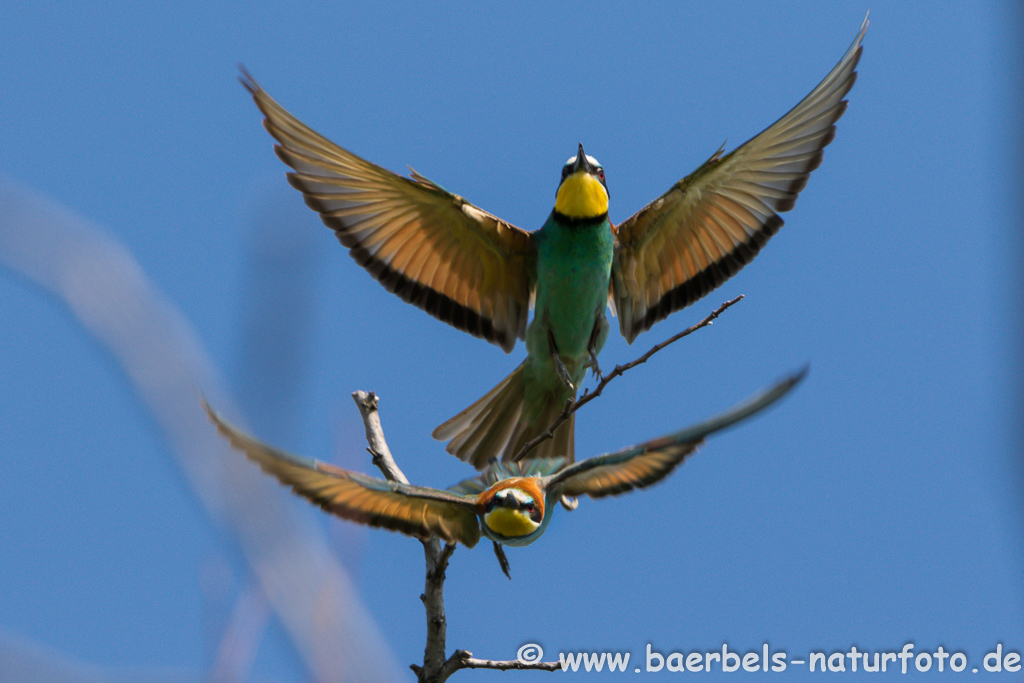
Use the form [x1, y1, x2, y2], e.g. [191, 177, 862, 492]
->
[586, 344, 603, 381]
[554, 354, 575, 392]
[493, 541, 512, 580]
[559, 495, 579, 512]
[547, 329, 575, 392]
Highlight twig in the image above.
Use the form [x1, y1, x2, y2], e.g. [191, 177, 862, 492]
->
[439, 650, 563, 678]
[514, 295, 744, 461]
[351, 392, 449, 680]
[351, 391, 409, 485]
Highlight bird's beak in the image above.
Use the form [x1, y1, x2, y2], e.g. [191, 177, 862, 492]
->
[572, 143, 593, 174]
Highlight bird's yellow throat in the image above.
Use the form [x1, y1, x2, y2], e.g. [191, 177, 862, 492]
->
[484, 507, 539, 538]
[555, 171, 608, 219]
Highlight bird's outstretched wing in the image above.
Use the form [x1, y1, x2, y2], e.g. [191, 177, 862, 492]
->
[241, 73, 534, 352]
[612, 17, 866, 343]
[547, 368, 806, 497]
[205, 402, 482, 547]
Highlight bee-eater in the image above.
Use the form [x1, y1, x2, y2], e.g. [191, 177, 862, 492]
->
[241, 18, 864, 469]
[206, 369, 804, 551]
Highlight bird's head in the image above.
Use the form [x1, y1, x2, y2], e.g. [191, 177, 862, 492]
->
[554, 143, 608, 221]
[481, 479, 546, 541]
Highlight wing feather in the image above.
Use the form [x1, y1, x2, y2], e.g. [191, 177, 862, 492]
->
[547, 368, 807, 498]
[242, 73, 534, 352]
[613, 17, 866, 342]
[204, 402, 482, 547]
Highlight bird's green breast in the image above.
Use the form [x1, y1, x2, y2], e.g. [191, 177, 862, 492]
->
[528, 215, 615, 368]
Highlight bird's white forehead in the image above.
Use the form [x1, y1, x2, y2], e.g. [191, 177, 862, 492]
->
[498, 488, 535, 505]
[563, 153, 601, 168]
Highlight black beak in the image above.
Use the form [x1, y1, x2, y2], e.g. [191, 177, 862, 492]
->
[572, 143, 593, 174]
[489, 491, 510, 510]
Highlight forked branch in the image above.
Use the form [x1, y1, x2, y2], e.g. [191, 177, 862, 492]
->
[348, 298, 742, 679]
[351, 392, 561, 681]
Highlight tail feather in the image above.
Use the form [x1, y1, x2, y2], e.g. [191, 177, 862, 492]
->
[449, 385, 522, 466]
[433, 362, 526, 469]
[432, 362, 523, 440]
[433, 361, 577, 469]
[504, 410, 574, 464]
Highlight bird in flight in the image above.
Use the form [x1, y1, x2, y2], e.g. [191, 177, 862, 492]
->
[206, 369, 804, 575]
[241, 18, 865, 469]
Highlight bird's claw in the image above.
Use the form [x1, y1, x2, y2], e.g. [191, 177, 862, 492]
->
[493, 541, 512, 580]
[559, 495, 579, 512]
[586, 344, 603, 381]
[547, 329, 575, 392]
[554, 354, 575, 392]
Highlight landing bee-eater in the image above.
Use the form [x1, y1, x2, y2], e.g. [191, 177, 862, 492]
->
[205, 369, 803, 553]
[241, 18, 864, 469]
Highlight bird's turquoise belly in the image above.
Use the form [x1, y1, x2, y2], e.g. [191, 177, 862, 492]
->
[526, 218, 614, 383]
[537, 261, 610, 360]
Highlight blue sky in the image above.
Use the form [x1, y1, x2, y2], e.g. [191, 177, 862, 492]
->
[1, 2, 1021, 681]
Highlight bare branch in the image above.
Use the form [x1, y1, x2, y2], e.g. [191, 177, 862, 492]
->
[514, 295, 744, 461]
[440, 650, 563, 677]
[350, 391, 459, 681]
[417, 540, 456, 681]
[351, 394, 562, 681]
[351, 390, 410, 484]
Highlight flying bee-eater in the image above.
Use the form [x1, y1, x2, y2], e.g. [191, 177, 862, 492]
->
[241, 18, 865, 469]
[205, 369, 804, 561]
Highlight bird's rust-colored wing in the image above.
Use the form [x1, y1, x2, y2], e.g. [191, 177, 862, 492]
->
[548, 368, 806, 497]
[242, 73, 534, 352]
[612, 17, 866, 343]
[205, 402, 482, 547]
[555, 439, 702, 499]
